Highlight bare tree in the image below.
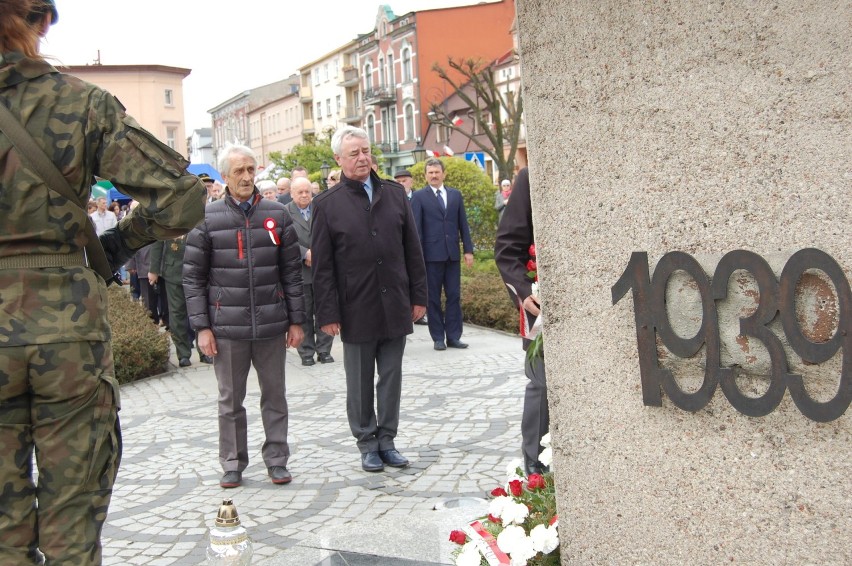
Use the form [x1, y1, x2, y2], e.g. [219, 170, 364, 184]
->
[428, 56, 523, 181]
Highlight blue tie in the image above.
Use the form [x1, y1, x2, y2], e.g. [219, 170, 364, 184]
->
[239, 201, 251, 215]
[436, 189, 446, 213]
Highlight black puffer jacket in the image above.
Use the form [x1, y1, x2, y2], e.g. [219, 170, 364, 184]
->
[183, 191, 305, 340]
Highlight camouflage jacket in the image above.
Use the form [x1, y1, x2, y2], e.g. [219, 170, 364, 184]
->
[0, 51, 205, 347]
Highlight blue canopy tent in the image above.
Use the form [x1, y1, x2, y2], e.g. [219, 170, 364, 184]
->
[188, 163, 223, 184]
[108, 187, 132, 204]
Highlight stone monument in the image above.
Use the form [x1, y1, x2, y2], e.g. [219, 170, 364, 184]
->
[515, 1, 850, 562]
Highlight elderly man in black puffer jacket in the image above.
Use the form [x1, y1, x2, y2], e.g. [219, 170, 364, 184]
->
[184, 144, 305, 488]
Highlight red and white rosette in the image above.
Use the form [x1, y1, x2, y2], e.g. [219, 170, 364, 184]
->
[264, 217, 280, 246]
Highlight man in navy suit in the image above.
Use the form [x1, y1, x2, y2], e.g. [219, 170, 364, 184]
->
[410, 158, 474, 350]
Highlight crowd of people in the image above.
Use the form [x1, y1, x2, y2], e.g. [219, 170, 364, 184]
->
[0, 2, 547, 560]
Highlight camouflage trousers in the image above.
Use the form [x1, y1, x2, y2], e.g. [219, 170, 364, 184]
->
[0, 341, 122, 565]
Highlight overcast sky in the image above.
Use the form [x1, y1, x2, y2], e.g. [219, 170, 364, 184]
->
[43, 0, 487, 133]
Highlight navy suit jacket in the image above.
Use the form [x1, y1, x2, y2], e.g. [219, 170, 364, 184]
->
[410, 185, 474, 263]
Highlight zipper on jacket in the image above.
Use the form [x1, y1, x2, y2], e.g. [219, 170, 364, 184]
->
[244, 214, 258, 340]
[237, 230, 244, 260]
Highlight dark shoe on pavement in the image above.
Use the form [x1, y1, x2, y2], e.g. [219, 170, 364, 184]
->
[301, 356, 316, 366]
[220, 471, 242, 488]
[379, 449, 410, 468]
[200, 354, 214, 364]
[447, 339, 469, 349]
[179, 357, 191, 367]
[361, 451, 384, 472]
[318, 352, 334, 364]
[434, 341, 447, 351]
[268, 466, 292, 485]
[414, 316, 428, 325]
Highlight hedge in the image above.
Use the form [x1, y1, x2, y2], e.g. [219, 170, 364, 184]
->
[107, 286, 171, 384]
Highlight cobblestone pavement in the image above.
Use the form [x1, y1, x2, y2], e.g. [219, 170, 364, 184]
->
[101, 324, 528, 565]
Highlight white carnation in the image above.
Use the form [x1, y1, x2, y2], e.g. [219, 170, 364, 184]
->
[501, 501, 530, 526]
[488, 495, 511, 519]
[538, 447, 552, 467]
[455, 542, 482, 566]
[540, 433, 551, 448]
[530, 523, 559, 554]
[496, 524, 527, 555]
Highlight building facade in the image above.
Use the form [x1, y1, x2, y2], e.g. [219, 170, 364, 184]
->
[248, 75, 302, 166]
[187, 127, 214, 166]
[63, 64, 192, 156]
[299, 41, 361, 140]
[356, 0, 516, 175]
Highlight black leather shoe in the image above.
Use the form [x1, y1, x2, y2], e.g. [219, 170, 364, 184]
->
[434, 341, 447, 350]
[179, 357, 191, 367]
[200, 354, 214, 364]
[361, 451, 384, 472]
[220, 471, 242, 488]
[301, 356, 316, 366]
[318, 352, 334, 364]
[447, 339, 468, 349]
[268, 466, 292, 484]
[379, 449, 410, 468]
[414, 316, 428, 325]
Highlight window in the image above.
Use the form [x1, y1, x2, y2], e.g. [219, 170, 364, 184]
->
[381, 108, 388, 142]
[164, 89, 173, 106]
[354, 91, 360, 109]
[333, 60, 339, 79]
[364, 62, 373, 90]
[326, 99, 332, 117]
[367, 114, 375, 143]
[378, 57, 384, 87]
[336, 95, 342, 114]
[404, 104, 415, 141]
[323, 64, 329, 82]
[166, 126, 177, 149]
[314, 69, 320, 86]
[388, 54, 395, 86]
[316, 102, 322, 121]
[402, 48, 412, 83]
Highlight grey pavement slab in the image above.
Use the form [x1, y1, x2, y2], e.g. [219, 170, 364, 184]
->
[102, 324, 526, 565]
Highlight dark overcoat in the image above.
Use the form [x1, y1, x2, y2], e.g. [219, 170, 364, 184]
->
[311, 171, 428, 343]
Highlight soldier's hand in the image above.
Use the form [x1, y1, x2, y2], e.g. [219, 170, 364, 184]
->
[286, 324, 304, 348]
[305, 249, 312, 267]
[198, 329, 217, 357]
[148, 273, 158, 285]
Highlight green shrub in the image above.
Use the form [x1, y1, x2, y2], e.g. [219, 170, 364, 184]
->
[107, 286, 170, 384]
[461, 262, 518, 334]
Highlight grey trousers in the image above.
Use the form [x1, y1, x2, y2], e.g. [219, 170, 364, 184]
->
[213, 336, 289, 472]
[523, 355, 549, 467]
[296, 283, 334, 359]
[342, 336, 406, 453]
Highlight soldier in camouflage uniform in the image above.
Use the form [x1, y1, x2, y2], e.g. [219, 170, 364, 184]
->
[0, 2, 205, 564]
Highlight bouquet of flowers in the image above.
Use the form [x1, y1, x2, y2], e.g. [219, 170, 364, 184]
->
[524, 244, 543, 361]
[449, 435, 558, 566]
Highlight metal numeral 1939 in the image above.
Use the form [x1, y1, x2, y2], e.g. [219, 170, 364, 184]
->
[612, 249, 851, 422]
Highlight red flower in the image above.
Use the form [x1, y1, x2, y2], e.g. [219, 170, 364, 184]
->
[529, 244, 536, 257]
[449, 530, 467, 545]
[526, 259, 537, 272]
[509, 479, 523, 497]
[491, 487, 508, 497]
[488, 513, 502, 524]
[527, 473, 546, 490]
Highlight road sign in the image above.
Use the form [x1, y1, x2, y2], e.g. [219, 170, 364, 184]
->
[464, 151, 486, 171]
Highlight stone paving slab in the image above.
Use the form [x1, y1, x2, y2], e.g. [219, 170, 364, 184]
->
[102, 325, 527, 565]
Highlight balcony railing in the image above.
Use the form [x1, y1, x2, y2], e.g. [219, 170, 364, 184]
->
[339, 67, 359, 87]
[341, 106, 362, 123]
[363, 86, 396, 106]
[377, 141, 400, 154]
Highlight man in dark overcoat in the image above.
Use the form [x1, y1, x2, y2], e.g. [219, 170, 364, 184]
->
[311, 126, 428, 472]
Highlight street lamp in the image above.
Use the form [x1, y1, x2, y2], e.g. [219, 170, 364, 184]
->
[411, 140, 426, 163]
[320, 161, 330, 189]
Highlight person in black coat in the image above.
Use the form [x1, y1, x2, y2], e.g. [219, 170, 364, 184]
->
[312, 126, 428, 473]
[494, 167, 550, 475]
